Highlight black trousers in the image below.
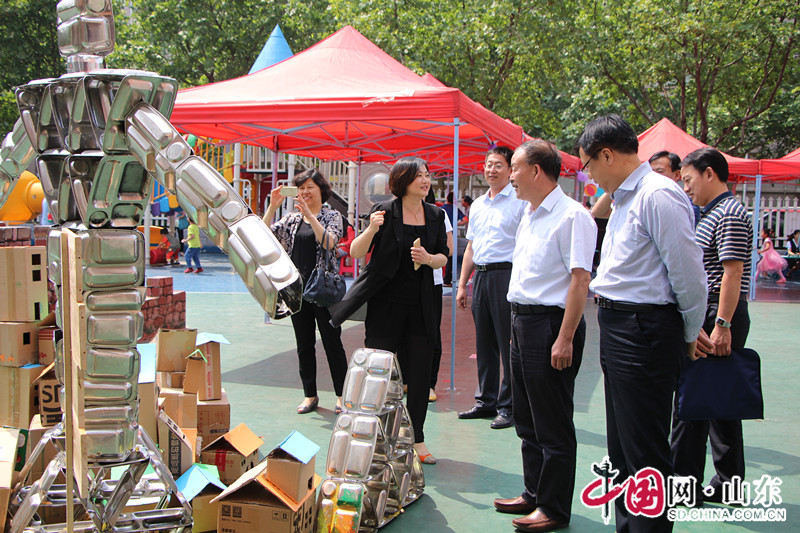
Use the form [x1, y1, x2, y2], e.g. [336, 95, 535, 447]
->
[671, 300, 750, 497]
[599, 305, 683, 533]
[471, 269, 513, 414]
[431, 284, 444, 388]
[289, 300, 348, 398]
[365, 298, 433, 443]
[510, 310, 585, 524]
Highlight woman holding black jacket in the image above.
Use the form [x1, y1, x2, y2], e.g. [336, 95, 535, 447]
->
[330, 157, 448, 464]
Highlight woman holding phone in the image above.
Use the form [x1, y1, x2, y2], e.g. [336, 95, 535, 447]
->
[330, 157, 448, 464]
[264, 169, 348, 414]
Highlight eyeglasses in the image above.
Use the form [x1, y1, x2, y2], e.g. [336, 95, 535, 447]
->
[580, 147, 603, 173]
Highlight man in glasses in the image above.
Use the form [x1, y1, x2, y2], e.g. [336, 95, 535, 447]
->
[578, 115, 706, 532]
[456, 146, 527, 430]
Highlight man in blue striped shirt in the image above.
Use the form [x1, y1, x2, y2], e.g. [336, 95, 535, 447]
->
[671, 147, 752, 504]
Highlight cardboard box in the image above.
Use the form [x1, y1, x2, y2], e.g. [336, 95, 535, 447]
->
[0, 321, 40, 367]
[176, 464, 227, 533]
[266, 431, 319, 504]
[200, 424, 263, 485]
[35, 366, 62, 427]
[37, 314, 59, 366]
[137, 343, 159, 444]
[0, 364, 45, 428]
[0, 427, 23, 531]
[213, 461, 319, 533]
[0, 246, 48, 323]
[160, 387, 198, 429]
[25, 414, 58, 484]
[155, 328, 197, 372]
[157, 371, 185, 389]
[197, 389, 231, 448]
[157, 410, 198, 479]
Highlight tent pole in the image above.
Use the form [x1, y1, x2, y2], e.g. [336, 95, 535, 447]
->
[749, 174, 763, 301]
[354, 157, 362, 278]
[233, 143, 242, 196]
[347, 161, 357, 226]
[449, 119, 460, 392]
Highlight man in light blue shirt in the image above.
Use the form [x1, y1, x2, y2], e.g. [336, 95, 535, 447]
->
[456, 146, 527, 429]
[578, 115, 706, 533]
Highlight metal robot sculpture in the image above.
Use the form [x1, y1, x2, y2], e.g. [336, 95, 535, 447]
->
[317, 349, 425, 532]
[0, 1, 303, 532]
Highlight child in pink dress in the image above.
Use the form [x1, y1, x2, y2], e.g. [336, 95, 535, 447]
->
[757, 228, 788, 282]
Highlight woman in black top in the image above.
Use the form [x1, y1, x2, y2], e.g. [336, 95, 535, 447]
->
[331, 157, 448, 464]
[264, 169, 347, 415]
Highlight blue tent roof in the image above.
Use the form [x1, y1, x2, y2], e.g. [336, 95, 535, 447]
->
[249, 25, 294, 74]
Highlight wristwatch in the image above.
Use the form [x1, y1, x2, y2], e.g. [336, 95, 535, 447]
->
[715, 316, 731, 328]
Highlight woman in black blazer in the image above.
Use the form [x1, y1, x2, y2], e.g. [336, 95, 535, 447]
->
[330, 157, 448, 464]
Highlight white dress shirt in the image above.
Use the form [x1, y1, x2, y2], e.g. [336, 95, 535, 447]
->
[507, 186, 597, 307]
[433, 210, 452, 286]
[466, 182, 527, 264]
[589, 163, 707, 341]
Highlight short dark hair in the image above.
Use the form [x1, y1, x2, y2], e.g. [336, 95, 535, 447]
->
[389, 157, 428, 197]
[516, 140, 562, 181]
[462, 195, 473, 205]
[681, 148, 729, 183]
[294, 168, 333, 202]
[649, 151, 681, 172]
[160, 228, 169, 235]
[446, 191, 454, 203]
[577, 114, 639, 156]
[487, 146, 514, 166]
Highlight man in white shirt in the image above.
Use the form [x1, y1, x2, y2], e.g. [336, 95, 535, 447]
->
[493, 140, 596, 532]
[578, 115, 706, 533]
[456, 146, 527, 429]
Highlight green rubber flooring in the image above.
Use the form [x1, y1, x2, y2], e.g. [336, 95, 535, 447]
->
[178, 254, 799, 532]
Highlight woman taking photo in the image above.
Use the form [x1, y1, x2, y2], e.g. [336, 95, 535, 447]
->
[330, 157, 448, 464]
[264, 169, 348, 414]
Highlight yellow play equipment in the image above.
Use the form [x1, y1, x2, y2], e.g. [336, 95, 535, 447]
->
[0, 171, 44, 224]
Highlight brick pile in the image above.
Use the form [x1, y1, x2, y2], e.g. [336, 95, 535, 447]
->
[141, 276, 186, 343]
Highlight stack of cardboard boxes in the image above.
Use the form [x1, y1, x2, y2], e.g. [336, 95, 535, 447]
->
[214, 431, 320, 533]
[140, 277, 187, 342]
[0, 247, 50, 431]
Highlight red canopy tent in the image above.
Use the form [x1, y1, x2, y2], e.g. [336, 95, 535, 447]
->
[637, 118, 760, 178]
[761, 147, 800, 180]
[171, 25, 532, 173]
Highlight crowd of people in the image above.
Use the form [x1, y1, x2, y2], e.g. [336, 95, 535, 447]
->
[253, 113, 773, 533]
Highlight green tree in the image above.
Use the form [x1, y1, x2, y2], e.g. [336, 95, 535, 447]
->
[574, 0, 799, 156]
[0, 0, 61, 134]
[110, 0, 335, 87]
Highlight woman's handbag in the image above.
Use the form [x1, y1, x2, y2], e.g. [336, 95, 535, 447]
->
[303, 230, 346, 307]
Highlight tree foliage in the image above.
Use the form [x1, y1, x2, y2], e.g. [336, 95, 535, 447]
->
[1, 0, 798, 159]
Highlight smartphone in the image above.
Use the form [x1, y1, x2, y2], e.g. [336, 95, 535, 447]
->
[282, 186, 298, 197]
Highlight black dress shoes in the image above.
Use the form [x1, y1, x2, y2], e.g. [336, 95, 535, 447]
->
[457, 406, 496, 419]
[491, 412, 514, 429]
[512, 509, 568, 532]
[494, 496, 537, 514]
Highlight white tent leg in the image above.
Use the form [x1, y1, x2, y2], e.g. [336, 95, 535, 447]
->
[749, 174, 763, 301]
[449, 119, 460, 391]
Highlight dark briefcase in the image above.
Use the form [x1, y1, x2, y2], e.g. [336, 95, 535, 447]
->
[677, 347, 764, 421]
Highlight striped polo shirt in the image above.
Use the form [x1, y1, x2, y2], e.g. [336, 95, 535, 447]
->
[696, 191, 752, 295]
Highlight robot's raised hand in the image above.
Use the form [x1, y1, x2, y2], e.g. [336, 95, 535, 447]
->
[125, 102, 303, 318]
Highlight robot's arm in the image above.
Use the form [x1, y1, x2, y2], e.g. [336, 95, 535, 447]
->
[124, 102, 303, 318]
[0, 119, 35, 207]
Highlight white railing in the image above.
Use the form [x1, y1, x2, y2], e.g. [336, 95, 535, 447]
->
[739, 194, 800, 247]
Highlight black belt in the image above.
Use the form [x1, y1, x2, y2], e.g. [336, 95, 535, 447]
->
[596, 296, 669, 313]
[511, 302, 563, 315]
[474, 262, 512, 272]
[708, 292, 748, 304]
